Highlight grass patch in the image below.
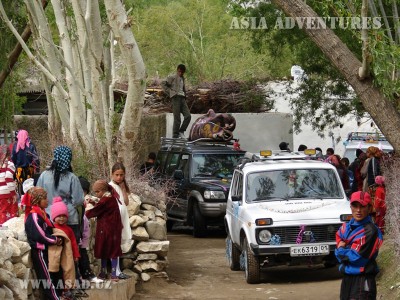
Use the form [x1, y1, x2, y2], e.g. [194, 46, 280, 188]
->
[376, 238, 400, 299]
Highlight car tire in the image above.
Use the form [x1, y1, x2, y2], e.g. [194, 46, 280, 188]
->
[226, 234, 241, 271]
[243, 238, 260, 284]
[193, 202, 207, 238]
[166, 220, 174, 232]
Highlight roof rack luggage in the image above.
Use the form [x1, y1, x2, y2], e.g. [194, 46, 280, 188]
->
[346, 132, 387, 142]
[161, 137, 237, 147]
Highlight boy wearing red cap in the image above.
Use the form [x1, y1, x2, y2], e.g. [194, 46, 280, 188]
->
[336, 191, 383, 300]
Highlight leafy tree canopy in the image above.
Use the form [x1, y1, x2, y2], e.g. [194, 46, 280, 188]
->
[228, 0, 400, 135]
[129, 0, 291, 84]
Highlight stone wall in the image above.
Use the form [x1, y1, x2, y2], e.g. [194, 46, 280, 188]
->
[0, 183, 169, 300]
[0, 217, 33, 300]
[87, 185, 170, 282]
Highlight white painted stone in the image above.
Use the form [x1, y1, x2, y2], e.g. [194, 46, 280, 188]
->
[141, 204, 157, 212]
[0, 239, 14, 266]
[13, 263, 27, 279]
[141, 272, 151, 282]
[145, 221, 167, 241]
[131, 226, 149, 242]
[127, 194, 141, 216]
[140, 210, 155, 220]
[129, 215, 146, 228]
[21, 252, 32, 267]
[8, 237, 30, 256]
[136, 241, 169, 257]
[136, 253, 158, 261]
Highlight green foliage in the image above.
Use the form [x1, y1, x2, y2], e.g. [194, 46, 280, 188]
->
[230, 0, 399, 133]
[131, 0, 284, 84]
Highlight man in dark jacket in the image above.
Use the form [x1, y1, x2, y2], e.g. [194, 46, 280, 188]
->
[336, 191, 383, 300]
[161, 64, 191, 139]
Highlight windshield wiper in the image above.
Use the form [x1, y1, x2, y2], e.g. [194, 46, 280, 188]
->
[255, 196, 289, 201]
[194, 173, 213, 177]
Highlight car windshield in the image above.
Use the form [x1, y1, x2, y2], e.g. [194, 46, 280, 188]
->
[192, 153, 243, 179]
[246, 168, 344, 202]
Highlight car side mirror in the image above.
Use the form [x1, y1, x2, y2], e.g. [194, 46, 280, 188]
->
[173, 169, 184, 180]
[231, 195, 242, 202]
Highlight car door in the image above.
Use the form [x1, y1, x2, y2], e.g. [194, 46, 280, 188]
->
[228, 170, 244, 243]
[166, 152, 190, 219]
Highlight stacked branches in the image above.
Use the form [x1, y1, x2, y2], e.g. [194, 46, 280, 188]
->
[144, 80, 273, 114]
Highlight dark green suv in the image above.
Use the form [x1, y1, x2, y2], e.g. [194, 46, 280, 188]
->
[155, 138, 245, 237]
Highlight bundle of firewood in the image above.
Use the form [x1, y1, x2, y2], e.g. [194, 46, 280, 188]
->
[144, 80, 273, 114]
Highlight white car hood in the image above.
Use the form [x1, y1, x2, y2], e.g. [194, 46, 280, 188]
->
[244, 199, 350, 222]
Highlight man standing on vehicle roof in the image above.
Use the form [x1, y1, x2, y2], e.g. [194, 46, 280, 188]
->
[335, 191, 383, 300]
[161, 64, 191, 139]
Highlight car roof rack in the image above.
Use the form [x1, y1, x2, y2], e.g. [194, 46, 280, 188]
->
[161, 137, 237, 147]
[237, 150, 312, 170]
[346, 132, 387, 142]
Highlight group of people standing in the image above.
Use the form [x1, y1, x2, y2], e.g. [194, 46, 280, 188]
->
[0, 129, 40, 224]
[1, 133, 136, 300]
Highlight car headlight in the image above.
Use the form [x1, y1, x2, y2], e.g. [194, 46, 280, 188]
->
[340, 214, 352, 221]
[258, 230, 272, 243]
[204, 190, 225, 199]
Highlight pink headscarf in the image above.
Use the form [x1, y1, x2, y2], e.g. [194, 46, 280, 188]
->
[16, 130, 30, 152]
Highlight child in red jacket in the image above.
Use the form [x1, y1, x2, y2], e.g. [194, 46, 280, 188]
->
[374, 176, 386, 234]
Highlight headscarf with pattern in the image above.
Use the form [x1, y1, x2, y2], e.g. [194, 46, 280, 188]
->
[30, 187, 48, 206]
[54, 145, 72, 172]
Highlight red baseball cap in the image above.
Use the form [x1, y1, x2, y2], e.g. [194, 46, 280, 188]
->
[350, 191, 371, 206]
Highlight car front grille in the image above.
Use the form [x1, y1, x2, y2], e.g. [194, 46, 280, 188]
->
[270, 224, 341, 244]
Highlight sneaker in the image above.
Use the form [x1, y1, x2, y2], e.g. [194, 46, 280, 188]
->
[90, 276, 104, 283]
[73, 289, 89, 298]
[118, 272, 131, 280]
[62, 290, 78, 300]
[179, 132, 186, 139]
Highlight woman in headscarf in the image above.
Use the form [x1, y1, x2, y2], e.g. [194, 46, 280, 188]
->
[0, 145, 17, 224]
[361, 146, 382, 192]
[36, 145, 84, 242]
[11, 130, 40, 191]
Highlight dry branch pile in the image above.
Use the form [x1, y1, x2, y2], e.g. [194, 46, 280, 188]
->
[143, 80, 273, 114]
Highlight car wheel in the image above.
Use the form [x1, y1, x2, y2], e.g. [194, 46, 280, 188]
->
[166, 220, 174, 232]
[193, 202, 207, 238]
[226, 234, 241, 271]
[243, 238, 260, 284]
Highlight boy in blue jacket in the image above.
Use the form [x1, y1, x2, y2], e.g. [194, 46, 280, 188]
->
[336, 191, 383, 300]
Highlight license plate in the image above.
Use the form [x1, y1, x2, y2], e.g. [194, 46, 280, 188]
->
[290, 244, 330, 257]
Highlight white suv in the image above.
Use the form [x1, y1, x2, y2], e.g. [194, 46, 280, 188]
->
[225, 151, 351, 283]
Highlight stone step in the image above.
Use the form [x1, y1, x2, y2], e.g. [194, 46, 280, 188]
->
[85, 276, 136, 300]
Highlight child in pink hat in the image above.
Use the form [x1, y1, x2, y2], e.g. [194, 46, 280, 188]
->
[374, 176, 386, 234]
[51, 197, 81, 298]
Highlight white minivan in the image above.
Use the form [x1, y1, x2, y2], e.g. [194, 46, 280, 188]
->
[342, 132, 393, 162]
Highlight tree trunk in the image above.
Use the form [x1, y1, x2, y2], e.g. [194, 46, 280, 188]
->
[0, 0, 48, 89]
[271, 0, 400, 151]
[104, 0, 146, 175]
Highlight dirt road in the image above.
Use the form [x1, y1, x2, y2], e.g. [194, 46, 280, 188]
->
[135, 226, 341, 300]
